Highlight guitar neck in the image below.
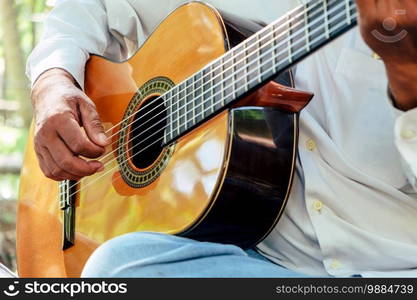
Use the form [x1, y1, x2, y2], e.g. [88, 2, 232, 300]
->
[163, 0, 357, 145]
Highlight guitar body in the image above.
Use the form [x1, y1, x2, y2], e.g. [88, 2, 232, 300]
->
[17, 2, 312, 277]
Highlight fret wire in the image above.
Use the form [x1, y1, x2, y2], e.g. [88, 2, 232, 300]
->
[250, 31, 261, 82]
[168, 89, 173, 138]
[64, 10, 357, 200]
[182, 81, 188, 133]
[324, 0, 330, 39]
[169, 89, 175, 137]
[256, 34, 262, 84]
[176, 86, 181, 136]
[185, 77, 194, 129]
[231, 51, 238, 99]
[287, 14, 293, 63]
[220, 57, 226, 107]
[183, 81, 188, 131]
[202, 68, 210, 118]
[345, 0, 351, 24]
[209, 64, 215, 114]
[199, 71, 204, 120]
[192, 76, 197, 125]
[304, 3, 311, 52]
[211, 60, 218, 112]
[194, 72, 203, 123]
[185, 78, 193, 130]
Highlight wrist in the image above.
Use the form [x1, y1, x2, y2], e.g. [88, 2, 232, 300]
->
[385, 62, 417, 111]
[31, 68, 76, 107]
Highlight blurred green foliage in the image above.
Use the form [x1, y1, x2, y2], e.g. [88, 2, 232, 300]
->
[0, 126, 27, 154]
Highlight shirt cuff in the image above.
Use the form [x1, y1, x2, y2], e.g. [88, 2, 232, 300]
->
[387, 86, 405, 118]
[395, 107, 417, 186]
[26, 39, 89, 90]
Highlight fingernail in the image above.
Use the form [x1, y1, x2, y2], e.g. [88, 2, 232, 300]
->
[98, 133, 108, 145]
[90, 161, 104, 172]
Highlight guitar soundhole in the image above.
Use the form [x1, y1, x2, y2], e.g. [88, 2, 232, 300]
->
[130, 96, 167, 169]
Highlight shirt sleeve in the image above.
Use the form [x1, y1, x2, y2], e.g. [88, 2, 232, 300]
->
[26, 0, 144, 89]
[395, 107, 417, 188]
[387, 86, 417, 188]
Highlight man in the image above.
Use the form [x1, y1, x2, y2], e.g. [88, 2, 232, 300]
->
[27, 0, 417, 277]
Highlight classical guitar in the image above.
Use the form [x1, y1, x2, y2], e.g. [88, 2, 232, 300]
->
[17, 0, 357, 277]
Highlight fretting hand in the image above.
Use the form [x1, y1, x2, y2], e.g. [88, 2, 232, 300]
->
[356, 0, 417, 110]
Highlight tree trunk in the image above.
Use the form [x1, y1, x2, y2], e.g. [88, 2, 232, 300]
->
[0, 0, 32, 127]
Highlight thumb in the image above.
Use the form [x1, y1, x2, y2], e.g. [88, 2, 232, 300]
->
[79, 98, 109, 147]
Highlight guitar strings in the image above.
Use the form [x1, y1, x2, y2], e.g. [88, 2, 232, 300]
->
[63, 8, 357, 200]
[99, 0, 333, 143]
[93, 0, 333, 166]
[63, 1, 354, 197]
[69, 12, 357, 201]
[93, 0, 350, 174]
[93, 0, 345, 167]
[67, 0, 347, 184]
[62, 1, 353, 201]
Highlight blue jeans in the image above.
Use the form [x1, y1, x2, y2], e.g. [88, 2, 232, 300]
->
[81, 232, 305, 277]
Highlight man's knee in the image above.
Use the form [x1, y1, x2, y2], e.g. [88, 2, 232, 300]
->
[81, 232, 184, 277]
[81, 232, 246, 277]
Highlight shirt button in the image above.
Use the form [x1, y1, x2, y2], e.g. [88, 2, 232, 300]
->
[312, 200, 323, 212]
[401, 129, 416, 140]
[306, 139, 316, 151]
[330, 259, 341, 270]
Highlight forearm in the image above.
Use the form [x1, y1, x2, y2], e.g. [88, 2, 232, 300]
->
[31, 68, 76, 108]
[355, 0, 417, 110]
[27, 0, 142, 89]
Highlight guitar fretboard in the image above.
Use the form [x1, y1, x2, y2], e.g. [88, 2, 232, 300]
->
[163, 0, 357, 144]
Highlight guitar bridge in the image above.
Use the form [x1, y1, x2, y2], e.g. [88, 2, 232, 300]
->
[59, 180, 78, 250]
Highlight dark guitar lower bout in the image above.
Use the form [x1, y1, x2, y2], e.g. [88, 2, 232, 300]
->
[178, 11, 299, 248]
[180, 107, 298, 248]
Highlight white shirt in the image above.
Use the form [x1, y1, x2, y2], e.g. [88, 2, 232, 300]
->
[27, 0, 417, 277]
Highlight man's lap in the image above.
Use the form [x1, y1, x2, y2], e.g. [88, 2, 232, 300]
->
[81, 232, 305, 278]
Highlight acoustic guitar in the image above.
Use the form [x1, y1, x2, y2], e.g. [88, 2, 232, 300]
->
[17, 0, 357, 277]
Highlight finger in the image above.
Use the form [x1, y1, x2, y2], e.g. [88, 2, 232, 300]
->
[34, 150, 57, 181]
[41, 147, 78, 181]
[57, 114, 105, 158]
[46, 136, 103, 178]
[79, 98, 109, 147]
